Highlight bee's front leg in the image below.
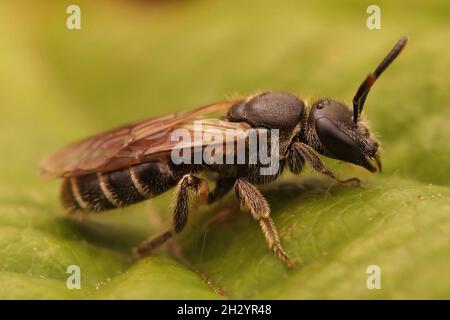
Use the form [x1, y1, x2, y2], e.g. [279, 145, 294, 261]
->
[293, 142, 360, 186]
[234, 178, 296, 268]
[133, 174, 209, 257]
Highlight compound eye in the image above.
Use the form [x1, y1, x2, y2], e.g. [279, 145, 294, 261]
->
[315, 117, 363, 164]
[311, 99, 353, 124]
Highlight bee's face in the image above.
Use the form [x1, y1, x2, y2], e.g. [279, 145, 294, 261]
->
[309, 98, 381, 172]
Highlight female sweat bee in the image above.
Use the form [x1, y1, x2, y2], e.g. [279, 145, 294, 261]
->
[40, 36, 407, 267]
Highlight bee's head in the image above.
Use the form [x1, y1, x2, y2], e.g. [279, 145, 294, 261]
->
[308, 98, 381, 172]
[306, 36, 408, 173]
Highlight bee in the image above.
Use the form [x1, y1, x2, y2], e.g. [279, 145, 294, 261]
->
[40, 37, 407, 267]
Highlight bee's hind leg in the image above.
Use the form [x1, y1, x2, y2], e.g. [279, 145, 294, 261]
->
[133, 174, 209, 257]
[234, 178, 296, 268]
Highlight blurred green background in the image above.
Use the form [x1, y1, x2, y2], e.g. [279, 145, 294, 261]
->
[0, 0, 449, 299]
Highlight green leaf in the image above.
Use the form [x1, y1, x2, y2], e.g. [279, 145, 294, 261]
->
[0, 0, 449, 299]
[180, 177, 450, 299]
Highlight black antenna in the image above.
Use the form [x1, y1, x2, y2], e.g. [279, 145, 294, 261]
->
[353, 36, 408, 124]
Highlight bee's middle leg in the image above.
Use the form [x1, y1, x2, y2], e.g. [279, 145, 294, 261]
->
[234, 178, 296, 268]
[133, 174, 208, 256]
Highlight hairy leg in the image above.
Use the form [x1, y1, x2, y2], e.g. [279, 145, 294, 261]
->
[292, 142, 360, 186]
[234, 178, 296, 268]
[134, 174, 208, 256]
[286, 141, 305, 174]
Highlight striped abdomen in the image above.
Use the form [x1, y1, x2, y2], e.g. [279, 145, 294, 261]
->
[61, 162, 184, 212]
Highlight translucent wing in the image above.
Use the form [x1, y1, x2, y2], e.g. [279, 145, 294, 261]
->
[154, 118, 255, 166]
[39, 99, 251, 177]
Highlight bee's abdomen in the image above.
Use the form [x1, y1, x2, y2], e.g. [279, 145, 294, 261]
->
[61, 162, 180, 213]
